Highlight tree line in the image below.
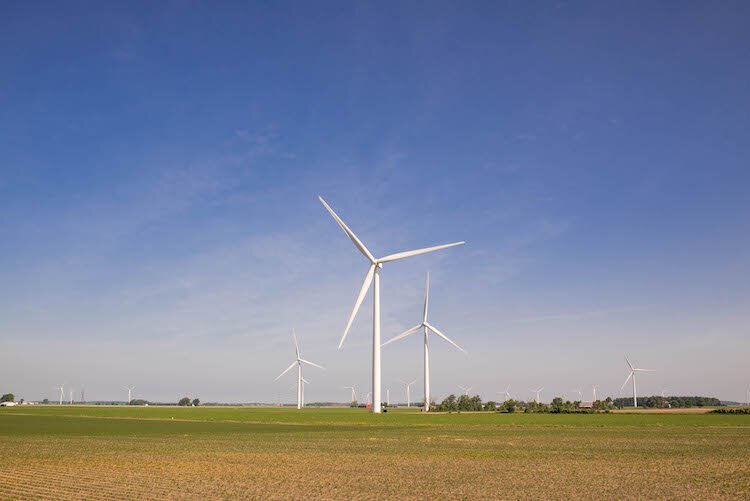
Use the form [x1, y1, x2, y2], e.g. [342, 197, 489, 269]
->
[612, 396, 721, 408]
[428, 394, 618, 413]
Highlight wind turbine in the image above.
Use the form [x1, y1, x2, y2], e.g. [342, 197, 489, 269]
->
[458, 385, 473, 396]
[498, 385, 512, 402]
[54, 385, 64, 405]
[275, 329, 324, 409]
[382, 273, 466, 412]
[592, 385, 600, 402]
[124, 386, 135, 404]
[383, 273, 466, 412]
[746, 385, 749, 406]
[68, 388, 73, 404]
[571, 388, 583, 401]
[319, 197, 464, 413]
[343, 385, 357, 403]
[401, 379, 417, 407]
[530, 387, 544, 403]
[620, 356, 655, 408]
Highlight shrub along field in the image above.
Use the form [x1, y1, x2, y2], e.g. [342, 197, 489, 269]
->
[1, 406, 749, 499]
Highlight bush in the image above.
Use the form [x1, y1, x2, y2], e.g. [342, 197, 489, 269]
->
[712, 407, 750, 414]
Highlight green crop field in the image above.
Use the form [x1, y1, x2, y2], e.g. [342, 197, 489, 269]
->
[1, 406, 749, 499]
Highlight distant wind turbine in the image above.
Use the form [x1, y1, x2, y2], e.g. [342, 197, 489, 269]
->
[383, 273, 466, 412]
[592, 385, 600, 402]
[458, 385, 473, 396]
[498, 385, 512, 401]
[530, 387, 544, 403]
[124, 385, 135, 404]
[620, 356, 655, 408]
[401, 379, 417, 407]
[343, 385, 357, 403]
[319, 197, 464, 413]
[54, 385, 64, 405]
[571, 388, 583, 401]
[275, 329, 324, 409]
[68, 388, 73, 405]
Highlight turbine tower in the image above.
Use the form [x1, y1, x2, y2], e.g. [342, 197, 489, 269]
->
[592, 385, 599, 402]
[530, 387, 544, 403]
[68, 388, 73, 404]
[124, 386, 135, 404]
[401, 379, 416, 407]
[620, 356, 655, 408]
[382, 273, 466, 412]
[275, 329, 324, 409]
[319, 197, 464, 413]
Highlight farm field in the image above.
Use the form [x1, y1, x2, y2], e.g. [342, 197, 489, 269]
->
[1, 406, 749, 499]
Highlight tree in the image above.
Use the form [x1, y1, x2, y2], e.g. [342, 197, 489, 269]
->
[349, 400, 358, 408]
[178, 397, 191, 406]
[192, 398, 200, 407]
[42, 398, 49, 404]
[485, 401, 497, 411]
[0, 393, 14, 403]
[501, 399, 518, 413]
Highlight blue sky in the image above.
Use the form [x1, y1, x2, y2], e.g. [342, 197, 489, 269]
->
[1, 2, 748, 404]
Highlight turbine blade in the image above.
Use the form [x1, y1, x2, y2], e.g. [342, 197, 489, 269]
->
[377, 241, 465, 264]
[635, 369, 655, 372]
[300, 359, 325, 370]
[274, 361, 297, 381]
[381, 324, 422, 347]
[625, 356, 634, 370]
[318, 196, 376, 263]
[293, 329, 300, 358]
[301, 377, 310, 384]
[423, 272, 430, 323]
[620, 372, 633, 390]
[425, 322, 466, 353]
[339, 264, 376, 349]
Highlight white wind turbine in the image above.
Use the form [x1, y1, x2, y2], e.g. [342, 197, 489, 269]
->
[571, 388, 583, 401]
[620, 356, 655, 408]
[124, 385, 135, 404]
[382, 273, 466, 412]
[343, 385, 357, 403]
[68, 388, 73, 404]
[54, 385, 65, 405]
[458, 385, 473, 396]
[401, 379, 417, 407]
[275, 330, 324, 409]
[592, 385, 600, 402]
[530, 387, 544, 403]
[319, 197, 464, 413]
[498, 385, 512, 402]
